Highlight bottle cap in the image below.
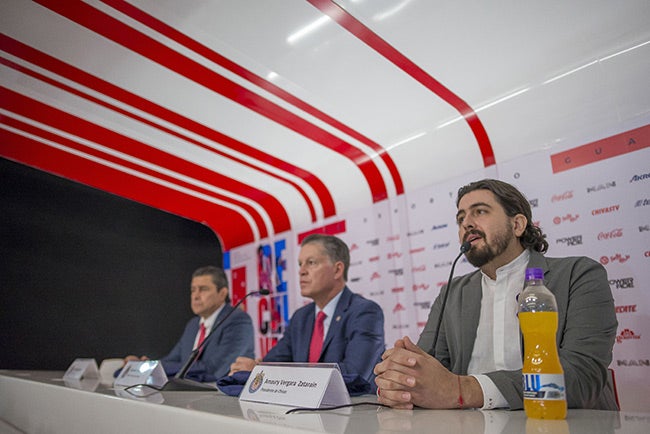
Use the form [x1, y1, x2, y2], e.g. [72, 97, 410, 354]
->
[525, 267, 544, 281]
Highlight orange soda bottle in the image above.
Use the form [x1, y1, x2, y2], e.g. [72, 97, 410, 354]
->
[518, 267, 567, 419]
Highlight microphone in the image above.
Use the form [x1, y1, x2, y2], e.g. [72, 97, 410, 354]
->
[430, 241, 471, 354]
[161, 288, 270, 391]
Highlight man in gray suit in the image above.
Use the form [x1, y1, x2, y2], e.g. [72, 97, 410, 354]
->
[374, 179, 618, 410]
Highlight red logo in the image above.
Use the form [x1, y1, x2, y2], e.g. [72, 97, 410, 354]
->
[412, 283, 430, 291]
[391, 287, 405, 293]
[615, 305, 637, 314]
[393, 303, 406, 313]
[598, 228, 623, 240]
[369, 256, 380, 262]
[591, 205, 620, 216]
[551, 191, 573, 202]
[387, 235, 400, 242]
[553, 214, 580, 225]
[370, 272, 381, 281]
[436, 281, 447, 288]
[349, 243, 359, 251]
[616, 328, 641, 344]
[387, 252, 402, 259]
[412, 265, 426, 272]
[600, 253, 630, 265]
[410, 247, 426, 254]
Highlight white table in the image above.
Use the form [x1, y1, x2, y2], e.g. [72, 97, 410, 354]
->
[1, 370, 648, 433]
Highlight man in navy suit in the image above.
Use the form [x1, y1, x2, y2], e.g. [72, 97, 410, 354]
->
[124, 266, 254, 381]
[230, 234, 385, 386]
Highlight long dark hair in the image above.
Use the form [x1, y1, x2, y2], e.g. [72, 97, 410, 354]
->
[457, 179, 548, 253]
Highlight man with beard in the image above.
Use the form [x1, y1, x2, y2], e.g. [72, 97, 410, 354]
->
[374, 179, 618, 411]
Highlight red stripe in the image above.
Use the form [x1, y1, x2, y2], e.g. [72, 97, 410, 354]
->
[1, 87, 292, 238]
[0, 131, 254, 249]
[34, 0, 389, 202]
[0, 34, 329, 222]
[551, 124, 650, 173]
[297, 220, 347, 244]
[307, 0, 496, 167]
[101, 0, 404, 196]
[1, 111, 269, 239]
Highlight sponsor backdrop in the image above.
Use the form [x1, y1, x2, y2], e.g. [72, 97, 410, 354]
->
[225, 125, 649, 411]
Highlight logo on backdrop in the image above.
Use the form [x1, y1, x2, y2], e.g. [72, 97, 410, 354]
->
[600, 253, 631, 265]
[410, 247, 426, 254]
[616, 328, 641, 344]
[616, 359, 649, 367]
[598, 229, 623, 240]
[553, 214, 580, 225]
[615, 305, 637, 314]
[591, 205, 620, 216]
[432, 223, 448, 231]
[529, 198, 539, 208]
[412, 283, 429, 291]
[551, 191, 573, 202]
[634, 198, 650, 208]
[433, 242, 450, 250]
[629, 173, 650, 183]
[609, 277, 635, 289]
[587, 181, 616, 193]
[556, 235, 583, 246]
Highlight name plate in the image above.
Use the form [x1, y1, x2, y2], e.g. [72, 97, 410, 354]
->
[63, 358, 99, 381]
[239, 363, 351, 408]
[114, 360, 168, 388]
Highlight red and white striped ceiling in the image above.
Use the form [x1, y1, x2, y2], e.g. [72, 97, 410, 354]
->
[2, 0, 649, 249]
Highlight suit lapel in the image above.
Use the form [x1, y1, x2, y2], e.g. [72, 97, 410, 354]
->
[300, 307, 317, 361]
[459, 273, 482, 374]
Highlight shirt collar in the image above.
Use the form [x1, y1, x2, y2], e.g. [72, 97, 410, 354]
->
[482, 249, 530, 282]
[316, 289, 344, 319]
[200, 303, 225, 331]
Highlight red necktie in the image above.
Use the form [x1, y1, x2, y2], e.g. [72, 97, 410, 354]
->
[196, 323, 207, 350]
[308, 311, 326, 363]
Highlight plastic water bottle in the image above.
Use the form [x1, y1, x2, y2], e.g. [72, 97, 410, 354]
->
[518, 267, 567, 419]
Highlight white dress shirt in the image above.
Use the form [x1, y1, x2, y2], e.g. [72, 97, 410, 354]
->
[193, 304, 224, 350]
[468, 249, 529, 409]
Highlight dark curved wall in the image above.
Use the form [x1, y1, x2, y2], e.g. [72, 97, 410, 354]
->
[0, 158, 223, 369]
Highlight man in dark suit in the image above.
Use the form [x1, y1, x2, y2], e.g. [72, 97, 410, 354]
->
[124, 266, 254, 380]
[374, 179, 618, 410]
[230, 234, 385, 386]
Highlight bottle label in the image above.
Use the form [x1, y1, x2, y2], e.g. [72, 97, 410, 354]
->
[522, 373, 566, 400]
